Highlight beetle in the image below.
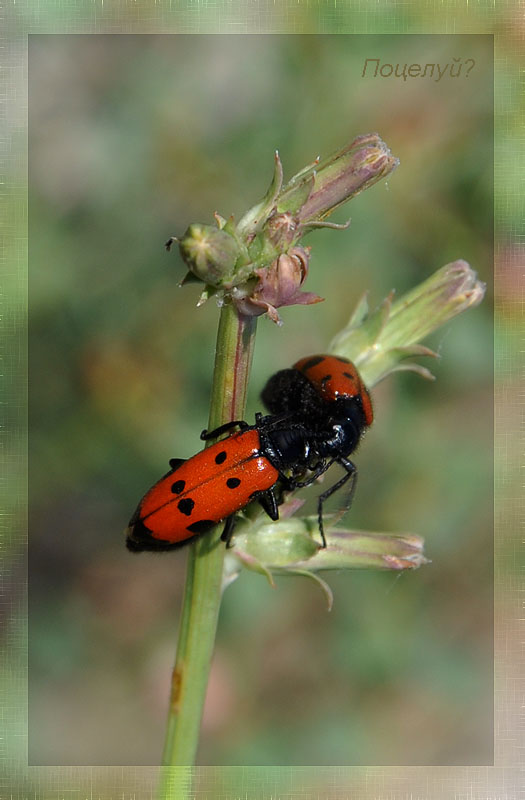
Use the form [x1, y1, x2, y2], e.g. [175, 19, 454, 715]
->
[127, 355, 372, 552]
[261, 353, 373, 427]
[260, 353, 373, 539]
[127, 413, 322, 552]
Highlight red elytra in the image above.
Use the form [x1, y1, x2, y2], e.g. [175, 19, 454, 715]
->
[293, 354, 374, 426]
[126, 428, 279, 551]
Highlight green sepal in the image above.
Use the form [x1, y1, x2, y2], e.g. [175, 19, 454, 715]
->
[230, 549, 277, 588]
[236, 151, 284, 237]
[196, 284, 218, 306]
[179, 270, 204, 287]
[276, 174, 315, 215]
[345, 291, 369, 328]
[213, 212, 228, 230]
[332, 292, 392, 365]
[281, 569, 334, 611]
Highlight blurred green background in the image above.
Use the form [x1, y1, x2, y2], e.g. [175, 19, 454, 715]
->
[27, 34, 493, 766]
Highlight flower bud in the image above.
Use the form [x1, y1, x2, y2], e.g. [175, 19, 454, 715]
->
[277, 133, 399, 228]
[330, 260, 486, 386]
[224, 516, 428, 608]
[178, 223, 242, 286]
[232, 516, 427, 571]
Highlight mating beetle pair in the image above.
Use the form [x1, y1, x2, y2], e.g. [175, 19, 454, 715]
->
[126, 355, 373, 553]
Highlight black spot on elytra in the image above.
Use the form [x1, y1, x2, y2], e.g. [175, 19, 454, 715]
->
[186, 519, 216, 534]
[343, 371, 356, 380]
[321, 374, 332, 386]
[215, 450, 227, 464]
[300, 356, 325, 371]
[171, 479, 186, 494]
[226, 477, 241, 489]
[177, 498, 195, 516]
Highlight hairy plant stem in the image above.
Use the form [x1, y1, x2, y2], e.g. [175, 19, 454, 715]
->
[159, 303, 257, 786]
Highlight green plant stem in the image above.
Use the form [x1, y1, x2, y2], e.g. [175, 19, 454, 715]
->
[159, 303, 257, 781]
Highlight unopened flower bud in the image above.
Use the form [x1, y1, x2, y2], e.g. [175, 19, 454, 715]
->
[178, 223, 242, 286]
[278, 133, 399, 228]
[330, 260, 486, 386]
[224, 516, 428, 609]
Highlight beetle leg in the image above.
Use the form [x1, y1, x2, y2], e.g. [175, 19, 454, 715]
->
[290, 458, 333, 489]
[221, 515, 237, 547]
[316, 458, 357, 548]
[168, 457, 186, 471]
[200, 420, 249, 440]
[257, 488, 279, 521]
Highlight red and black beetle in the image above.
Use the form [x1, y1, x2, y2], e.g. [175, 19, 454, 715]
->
[127, 355, 372, 552]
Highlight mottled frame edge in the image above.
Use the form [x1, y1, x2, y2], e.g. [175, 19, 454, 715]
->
[2, 8, 520, 799]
